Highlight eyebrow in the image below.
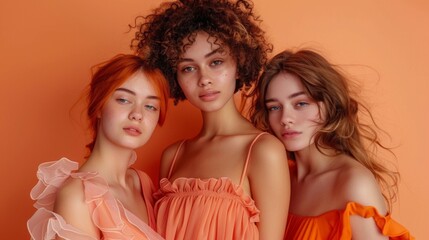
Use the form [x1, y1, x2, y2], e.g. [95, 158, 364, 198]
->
[178, 47, 223, 63]
[115, 88, 160, 100]
[265, 91, 306, 103]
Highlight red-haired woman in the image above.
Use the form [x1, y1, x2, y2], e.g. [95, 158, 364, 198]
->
[27, 54, 168, 240]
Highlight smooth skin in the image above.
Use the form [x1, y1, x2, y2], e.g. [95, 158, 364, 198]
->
[265, 72, 388, 239]
[54, 71, 161, 239]
[159, 31, 290, 240]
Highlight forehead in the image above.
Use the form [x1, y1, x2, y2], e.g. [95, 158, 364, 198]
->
[266, 72, 305, 97]
[118, 71, 157, 95]
[181, 31, 227, 55]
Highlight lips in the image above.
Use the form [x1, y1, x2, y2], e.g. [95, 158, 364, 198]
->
[123, 127, 142, 136]
[281, 130, 301, 139]
[199, 90, 220, 101]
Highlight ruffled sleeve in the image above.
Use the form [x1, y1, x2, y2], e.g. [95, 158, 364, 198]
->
[27, 158, 164, 240]
[341, 202, 414, 240]
[27, 158, 97, 239]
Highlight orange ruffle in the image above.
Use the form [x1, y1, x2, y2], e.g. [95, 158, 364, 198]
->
[285, 202, 414, 240]
[154, 177, 260, 240]
[27, 158, 164, 240]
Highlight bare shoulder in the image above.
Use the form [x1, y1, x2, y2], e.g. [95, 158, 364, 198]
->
[247, 133, 289, 176]
[336, 159, 387, 214]
[159, 140, 184, 178]
[54, 177, 99, 237]
[250, 133, 287, 164]
[54, 177, 87, 215]
[246, 133, 290, 239]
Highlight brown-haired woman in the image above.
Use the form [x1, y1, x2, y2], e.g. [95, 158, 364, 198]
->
[250, 49, 413, 239]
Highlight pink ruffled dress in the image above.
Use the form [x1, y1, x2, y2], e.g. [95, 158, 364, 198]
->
[154, 133, 267, 240]
[27, 157, 164, 240]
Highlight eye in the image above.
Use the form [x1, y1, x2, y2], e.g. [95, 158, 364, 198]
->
[145, 105, 158, 111]
[116, 98, 131, 104]
[181, 65, 196, 73]
[296, 101, 309, 108]
[211, 59, 223, 66]
[267, 105, 281, 111]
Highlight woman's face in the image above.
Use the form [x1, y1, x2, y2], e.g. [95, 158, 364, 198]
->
[176, 31, 238, 112]
[97, 71, 161, 150]
[265, 72, 324, 152]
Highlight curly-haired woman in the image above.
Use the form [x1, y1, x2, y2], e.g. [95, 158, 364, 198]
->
[132, 1, 290, 239]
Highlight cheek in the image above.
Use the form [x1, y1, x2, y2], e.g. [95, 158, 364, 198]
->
[101, 106, 127, 122]
[223, 71, 237, 86]
[99, 106, 115, 122]
[177, 79, 193, 95]
[268, 113, 281, 130]
[309, 111, 323, 123]
[145, 112, 160, 128]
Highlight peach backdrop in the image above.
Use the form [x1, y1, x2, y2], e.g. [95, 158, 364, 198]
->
[0, 0, 427, 239]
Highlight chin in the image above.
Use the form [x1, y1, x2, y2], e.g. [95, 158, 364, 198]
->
[284, 144, 304, 152]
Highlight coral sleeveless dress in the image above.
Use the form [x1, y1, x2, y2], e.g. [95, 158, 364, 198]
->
[154, 133, 267, 240]
[27, 157, 164, 240]
[284, 162, 414, 240]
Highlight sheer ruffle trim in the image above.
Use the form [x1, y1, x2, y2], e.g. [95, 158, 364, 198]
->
[28, 156, 163, 240]
[155, 177, 260, 222]
[30, 158, 79, 210]
[28, 207, 97, 240]
[27, 158, 98, 239]
[342, 202, 414, 239]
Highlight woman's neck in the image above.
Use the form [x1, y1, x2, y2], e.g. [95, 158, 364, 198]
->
[293, 145, 339, 182]
[80, 140, 135, 187]
[199, 97, 254, 137]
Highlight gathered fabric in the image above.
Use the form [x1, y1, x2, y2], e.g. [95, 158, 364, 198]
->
[154, 133, 268, 240]
[285, 201, 414, 240]
[27, 157, 164, 240]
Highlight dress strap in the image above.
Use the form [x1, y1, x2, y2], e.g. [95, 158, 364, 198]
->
[134, 170, 157, 228]
[167, 140, 187, 179]
[239, 132, 268, 187]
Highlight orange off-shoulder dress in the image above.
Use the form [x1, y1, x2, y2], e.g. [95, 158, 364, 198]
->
[154, 133, 267, 240]
[285, 202, 414, 239]
[27, 157, 164, 240]
[285, 162, 414, 240]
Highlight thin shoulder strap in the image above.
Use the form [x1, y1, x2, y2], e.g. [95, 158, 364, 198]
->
[239, 132, 268, 187]
[167, 140, 187, 179]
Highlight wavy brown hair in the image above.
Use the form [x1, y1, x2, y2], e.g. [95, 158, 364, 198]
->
[131, 0, 272, 104]
[249, 49, 399, 210]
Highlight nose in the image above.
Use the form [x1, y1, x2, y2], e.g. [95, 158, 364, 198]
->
[129, 107, 143, 121]
[280, 108, 294, 127]
[198, 68, 212, 87]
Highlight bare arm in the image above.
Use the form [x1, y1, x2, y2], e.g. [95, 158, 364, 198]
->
[248, 134, 290, 240]
[341, 167, 388, 240]
[53, 179, 100, 239]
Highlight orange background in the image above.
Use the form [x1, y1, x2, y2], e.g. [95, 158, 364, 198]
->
[0, 0, 427, 238]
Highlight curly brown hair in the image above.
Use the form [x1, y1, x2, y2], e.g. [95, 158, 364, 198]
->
[131, 0, 272, 104]
[249, 49, 400, 210]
